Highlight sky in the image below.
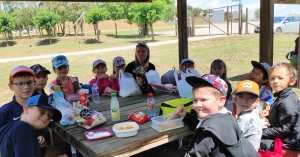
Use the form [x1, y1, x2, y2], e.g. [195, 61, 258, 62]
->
[186, 0, 300, 19]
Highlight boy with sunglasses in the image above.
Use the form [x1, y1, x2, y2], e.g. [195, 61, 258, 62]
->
[0, 65, 35, 128]
[30, 64, 51, 96]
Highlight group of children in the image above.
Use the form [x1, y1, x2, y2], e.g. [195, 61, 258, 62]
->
[1, 40, 300, 157]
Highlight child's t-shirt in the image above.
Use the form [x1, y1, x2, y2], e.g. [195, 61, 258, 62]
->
[0, 99, 23, 128]
[260, 85, 274, 105]
[0, 121, 41, 157]
[237, 109, 262, 151]
[49, 76, 75, 96]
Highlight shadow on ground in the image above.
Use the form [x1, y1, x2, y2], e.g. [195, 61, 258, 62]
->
[0, 41, 17, 47]
[83, 39, 103, 44]
[229, 73, 248, 81]
[36, 39, 60, 46]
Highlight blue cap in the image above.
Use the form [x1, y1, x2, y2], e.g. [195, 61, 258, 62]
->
[181, 58, 194, 65]
[52, 55, 69, 69]
[26, 94, 62, 122]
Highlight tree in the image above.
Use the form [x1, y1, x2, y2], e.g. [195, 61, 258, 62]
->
[0, 12, 16, 46]
[254, 8, 260, 20]
[34, 10, 60, 44]
[126, 0, 169, 40]
[85, 6, 110, 41]
[103, 3, 125, 36]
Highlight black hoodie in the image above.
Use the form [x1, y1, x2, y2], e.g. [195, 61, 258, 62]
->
[184, 113, 259, 157]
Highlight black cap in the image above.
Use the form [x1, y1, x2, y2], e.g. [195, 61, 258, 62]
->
[30, 64, 51, 75]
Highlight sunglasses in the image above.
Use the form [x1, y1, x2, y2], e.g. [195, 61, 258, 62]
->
[136, 42, 149, 48]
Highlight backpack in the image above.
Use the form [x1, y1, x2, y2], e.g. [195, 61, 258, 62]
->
[161, 68, 176, 85]
[159, 98, 194, 115]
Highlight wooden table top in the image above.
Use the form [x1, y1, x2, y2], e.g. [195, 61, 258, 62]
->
[49, 92, 193, 157]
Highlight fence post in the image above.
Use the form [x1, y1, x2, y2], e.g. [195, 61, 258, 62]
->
[245, 8, 248, 34]
[297, 22, 300, 88]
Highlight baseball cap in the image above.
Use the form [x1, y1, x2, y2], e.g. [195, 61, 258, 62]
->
[181, 58, 194, 65]
[251, 61, 271, 78]
[30, 64, 51, 75]
[235, 80, 259, 97]
[186, 74, 228, 96]
[52, 55, 69, 69]
[9, 65, 36, 80]
[93, 59, 106, 68]
[113, 56, 126, 66]
[26, 94, 62, 122]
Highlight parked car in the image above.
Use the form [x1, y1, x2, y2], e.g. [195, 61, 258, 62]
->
[254, 15, 300, 33]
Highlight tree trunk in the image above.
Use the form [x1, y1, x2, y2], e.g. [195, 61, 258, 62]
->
[4, 32, 8, 47]
[47, 28, 52, 45]
[96, 24, 100, 42]
[62, 22, 65, 35]
[25, 24, 31, 39]
[18, 26, 22, 38]
[115, 22, 117, 36]
[73, 21, 77, 36]
[94, 24, 97, 35]
[150, 24, 154, 41]
[35, 25, 39, 38]
[144, 21, 149, 36]
[80, 22, 84, 36]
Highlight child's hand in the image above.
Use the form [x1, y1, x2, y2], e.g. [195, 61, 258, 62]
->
[176, 107, 187, 118]
[37, 136, 46, 147]
[99, 74, 109, 79]
[110, 74, 117, 80]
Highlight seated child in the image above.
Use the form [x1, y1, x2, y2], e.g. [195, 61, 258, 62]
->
[110, 56, 133, 90]
[177, 74, 259, 156]
[161, 58, 196, 85]
[89, 59, 118, 95]
[49, 55, 80, 97]
[235, 80, 262, 151]
[30, 64, 51, 96]
[260, 62, 300, 152]
[0, 94, 62, 157]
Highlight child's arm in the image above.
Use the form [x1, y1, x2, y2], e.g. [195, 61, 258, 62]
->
[236, 116, 249, 135]
[0, 107, 8, 128]
[110, 77, 120, 93]
[181, 112, 200, 131]
[262, 103, 298, 138]
[187, 131, 217, 156]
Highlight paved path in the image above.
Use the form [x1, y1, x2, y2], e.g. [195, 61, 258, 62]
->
[0, 34, 229, 63]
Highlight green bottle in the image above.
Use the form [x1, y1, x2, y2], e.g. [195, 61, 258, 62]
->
[110, 93, 120, 121]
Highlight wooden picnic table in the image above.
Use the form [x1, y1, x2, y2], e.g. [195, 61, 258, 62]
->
[49, 92, 193, 157]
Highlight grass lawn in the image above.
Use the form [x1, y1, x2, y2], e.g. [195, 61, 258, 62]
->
[0, 33, 299, 105]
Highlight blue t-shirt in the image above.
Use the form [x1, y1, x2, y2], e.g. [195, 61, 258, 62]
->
[0, 99, 23, 128]
[0, 121, 40, 157]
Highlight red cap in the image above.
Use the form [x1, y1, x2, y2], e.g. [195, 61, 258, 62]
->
[148, 93, 153, 97]
[9, 65, 36, 80]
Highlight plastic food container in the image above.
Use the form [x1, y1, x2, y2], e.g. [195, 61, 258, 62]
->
[84, 128, 113, 141]
[112, 122, 139, 138]
[151, 115, 184, 132]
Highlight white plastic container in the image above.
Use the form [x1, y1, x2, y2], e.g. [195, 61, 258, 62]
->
[151, 115, 184, 132]
[112, 122, 139, 137]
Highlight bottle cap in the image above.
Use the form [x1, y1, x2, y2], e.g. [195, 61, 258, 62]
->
[111, 93, 117, 97]
[148, 93, 153, 98]
[53, 86, 61, 92]
[93, 83, 97, 86]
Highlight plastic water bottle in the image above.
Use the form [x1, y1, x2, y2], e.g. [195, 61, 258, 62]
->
[147, 93, 156, 118]
[91, 83, 100, 104]
[53, 86, 68, 125]
[110, 93, 120, 121]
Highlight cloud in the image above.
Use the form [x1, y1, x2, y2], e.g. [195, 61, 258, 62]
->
[187, 0, 229, 10]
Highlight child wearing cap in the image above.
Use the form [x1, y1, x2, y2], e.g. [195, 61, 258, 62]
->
[177, 74, 259, 157]
[180, 58, 195, 73]
[0, 94, 62, 157]
[260, 62, 300, 154]
[89, 59, 118, 95]
[0, 65, 35, 128]
[30, 64, 51, 96]
[234, 80, 262, 151]
[49, 55, 81, 96]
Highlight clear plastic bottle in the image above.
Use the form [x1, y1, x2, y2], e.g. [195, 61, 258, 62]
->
[53, 86, 68, 125]
[147, 93, 156, 118]
[110, 93, 120, 121]
[91, 83, 100, 104]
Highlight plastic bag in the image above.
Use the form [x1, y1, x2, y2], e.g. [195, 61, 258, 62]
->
[119, 70, 142, 98]
[79, 89, 89, 106]
[174, 70, 192, 98]
[74, 102, 107, 129]
[52, 96, 76, 126]
[146, 70, 161, 91]
[103, 87, 117, 96]
[128, 110, 150, 124]
[185, 68, 201, 77]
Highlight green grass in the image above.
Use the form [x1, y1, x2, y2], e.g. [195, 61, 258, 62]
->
[0, 33, 299, 105]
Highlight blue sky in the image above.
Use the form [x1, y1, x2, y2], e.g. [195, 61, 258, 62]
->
[187, 0, 300, 19]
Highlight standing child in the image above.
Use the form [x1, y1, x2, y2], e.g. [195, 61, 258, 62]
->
[0, 94, 62, 157]
[49, 55, 80, 97]
[210, 59, 232, 99]
[260, 62, 300, 154]
[235, 80, 262, 151]
[89, 59, 118, 95]
[30, 64, 51, 96]
[177, 74, 259, 156]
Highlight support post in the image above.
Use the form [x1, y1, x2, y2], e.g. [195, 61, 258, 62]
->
[297, 22, 300, 88]
[191, 11, 195, 36]
[259, 0, 274, 65]
[227, 7, 229, 35]
[177, 0, 188, 66]
[245, 7, 248, 34]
